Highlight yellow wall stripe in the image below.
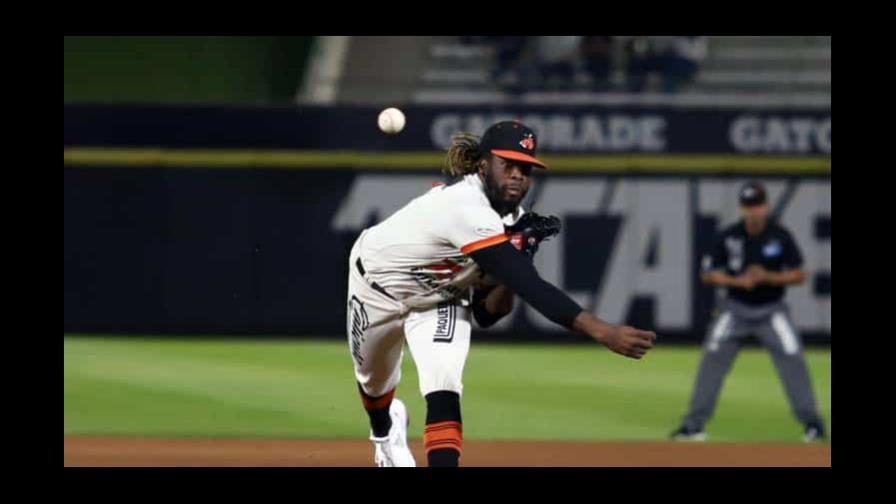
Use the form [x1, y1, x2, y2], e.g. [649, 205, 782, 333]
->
[63, 148, 831, 174]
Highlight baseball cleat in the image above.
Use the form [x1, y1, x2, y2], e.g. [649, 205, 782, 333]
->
[370, 399, 416, 467]
[803, 421, 827, 443]
[670, 425, 707, 442]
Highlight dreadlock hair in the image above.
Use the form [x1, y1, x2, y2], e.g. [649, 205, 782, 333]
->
[444, 132, 487, 177]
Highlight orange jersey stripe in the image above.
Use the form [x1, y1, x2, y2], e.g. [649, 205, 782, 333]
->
[460, 234, 509, 255]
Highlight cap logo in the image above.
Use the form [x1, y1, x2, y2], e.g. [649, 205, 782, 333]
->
[519, 133, 535, 151]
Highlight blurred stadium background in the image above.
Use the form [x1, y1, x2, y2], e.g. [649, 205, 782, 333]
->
[64, 36, 831, 466]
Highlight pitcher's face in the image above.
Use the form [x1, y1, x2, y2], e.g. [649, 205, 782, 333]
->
[480, 155, 533, 215]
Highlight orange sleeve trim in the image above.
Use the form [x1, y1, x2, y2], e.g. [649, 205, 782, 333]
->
[460, 234, 509, 255]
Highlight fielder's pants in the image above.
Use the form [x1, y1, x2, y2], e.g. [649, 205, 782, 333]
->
[346, 235, 471, 400]
[681, 299, 822, 431]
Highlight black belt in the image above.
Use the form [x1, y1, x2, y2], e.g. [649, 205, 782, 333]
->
[356, 258, 396, 301]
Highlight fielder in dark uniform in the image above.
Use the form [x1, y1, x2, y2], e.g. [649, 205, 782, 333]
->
[671, 181, 827, 442]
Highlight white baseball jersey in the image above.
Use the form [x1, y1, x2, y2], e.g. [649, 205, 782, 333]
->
[355, 173, 524, 310]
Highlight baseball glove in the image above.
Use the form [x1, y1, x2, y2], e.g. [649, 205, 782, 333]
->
[505, 211, 562, 258]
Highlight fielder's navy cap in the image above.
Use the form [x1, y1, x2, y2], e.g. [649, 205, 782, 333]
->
[479, 121, 547, 169]
[739, 181, 767, 206]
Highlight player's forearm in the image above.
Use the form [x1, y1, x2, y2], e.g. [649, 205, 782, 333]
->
[571, 311, 617, 345]
[762, 269, 805, 286]
[701, 270, 741, 287]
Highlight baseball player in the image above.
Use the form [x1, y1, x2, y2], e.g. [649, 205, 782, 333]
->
[670, 181, 827, 442]
[346, 121, 657, 467]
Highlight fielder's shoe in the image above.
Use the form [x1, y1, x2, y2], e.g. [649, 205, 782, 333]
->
[803, 421, 827, 443]
[670, 425, 707, 441]
[370, 399, 416, 467]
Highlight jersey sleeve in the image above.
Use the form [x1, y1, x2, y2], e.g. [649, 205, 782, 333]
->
[444, 205, 509, 254]
[781, 230, 804, 269]
[703, 233, 728, 272]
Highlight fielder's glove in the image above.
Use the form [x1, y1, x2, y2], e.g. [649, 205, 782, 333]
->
[505, 211, 562, 259]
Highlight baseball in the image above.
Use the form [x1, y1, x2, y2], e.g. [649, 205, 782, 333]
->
[377, 107, 406, 134]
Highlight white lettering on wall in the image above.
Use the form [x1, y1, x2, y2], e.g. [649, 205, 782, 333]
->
[729, 116, 832, 154]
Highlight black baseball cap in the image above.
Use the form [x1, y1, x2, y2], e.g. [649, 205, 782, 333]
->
[739, 181, 767, 206]
[479, 121, 547, 169]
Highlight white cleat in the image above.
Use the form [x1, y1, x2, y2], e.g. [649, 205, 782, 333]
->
[673, 432, 707, 442]
[803, 423, 827, 443]
[670, 426, 707, 442]
[370, 399, 416, 467]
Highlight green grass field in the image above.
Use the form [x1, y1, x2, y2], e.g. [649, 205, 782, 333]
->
[64, 335, 830, 442]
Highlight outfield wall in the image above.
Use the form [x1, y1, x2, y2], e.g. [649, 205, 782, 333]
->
[63, 104, 831, 344]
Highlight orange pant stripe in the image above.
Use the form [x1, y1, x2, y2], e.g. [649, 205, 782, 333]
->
[423, 421, 463, 455]
[360, 388, 395, 411]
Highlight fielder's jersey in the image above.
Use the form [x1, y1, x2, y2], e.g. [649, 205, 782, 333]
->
[703, 221, 803, 305]
[355, 173, 524, 310]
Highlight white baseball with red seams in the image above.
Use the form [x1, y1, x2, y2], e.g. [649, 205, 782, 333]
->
[377, 107, 406, 134]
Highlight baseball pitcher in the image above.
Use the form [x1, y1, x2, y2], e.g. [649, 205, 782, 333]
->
[346, 121, 657, 467]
